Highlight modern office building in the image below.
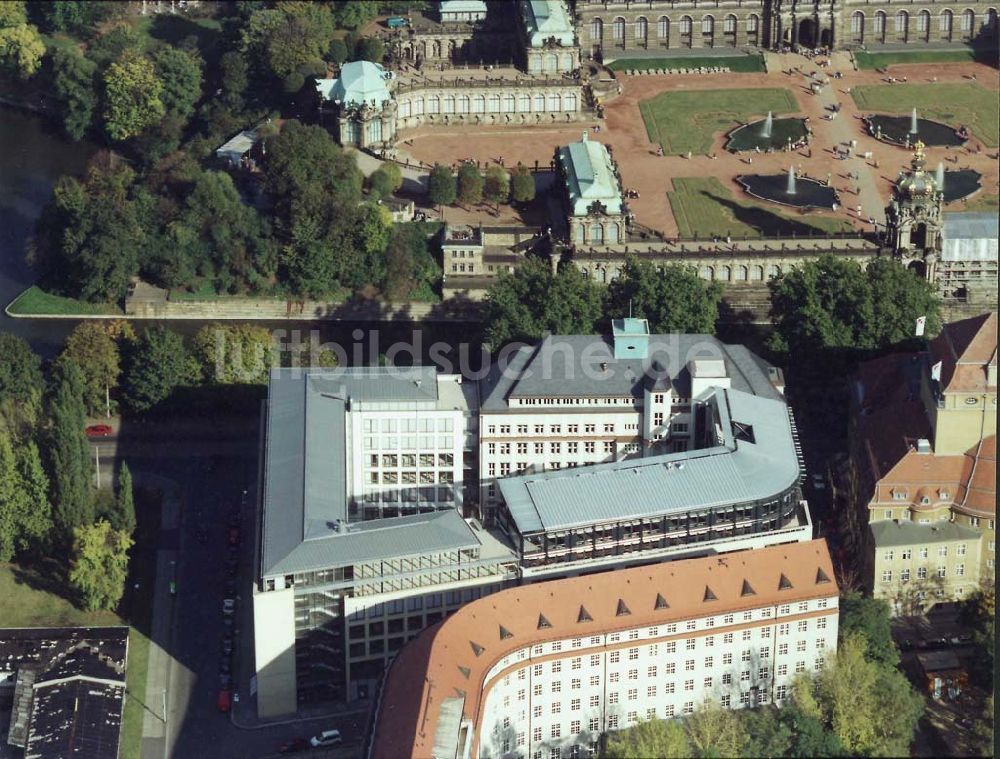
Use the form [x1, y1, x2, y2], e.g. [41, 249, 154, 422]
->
[371, 539, 839, 759]
[253, 367, 519, 716]
[478, 319, 789, 517]
[849, 311, 997, 612]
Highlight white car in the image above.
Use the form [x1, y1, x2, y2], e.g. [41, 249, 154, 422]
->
[222, 598, 236, 616]
[811, 473, 827, 491]
[310, 730, 342, 747]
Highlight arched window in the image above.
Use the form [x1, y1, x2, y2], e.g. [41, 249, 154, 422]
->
[562, 93, 577, 111]
[443, 95, 455, 113]
[735, 265, 748, 281]
[766, 264, 781, 279]
[612, 17, 626, 42]
[413, 97, 424, 116]
[751, 266, 764, 281]
[724, 14, 737, 33]
[399, 99, 412, 118]
[895, 10, 908, 33]
[875, 11, 887, 35]
[589, 223, 604, 243]
[636, 17, 648, 43]
[851, 12, 864, 35]
[917, 10, 930, 34]
[427, 95, 440, 114]
[533, 93, 545, 111]
[747, 15, 759, 32]
[472, 95, 485, 113]
[699, 266, 714, 280]
[518, 93, 531, 111]
[458, 95, 470, 113]
[719, 265, 732, 281]
[546, 93, 561, 111]
[987, 8, 998, 32]
[658, 16, 670, 39]
[590, 17, 603, 41]
[680, 16, 693, 34]
[607, 224, 619, 243]
[702, 15, 714, 34]
[940, 10, 953, 32]
[487, 94, 500, 112]
[961, 8, 975, 32]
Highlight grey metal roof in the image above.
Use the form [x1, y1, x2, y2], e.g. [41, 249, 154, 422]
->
[498, 387, 800, 534]
[480, 334, 782, 409]
[869, 519, 981, 548]
[942, 212, 999, 263]
[266, 509, 481, 577]
[261, 367, 451, 577]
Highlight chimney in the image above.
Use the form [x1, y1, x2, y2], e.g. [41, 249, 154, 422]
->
[916, 438, 932, 454]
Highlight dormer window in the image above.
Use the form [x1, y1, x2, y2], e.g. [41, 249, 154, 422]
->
[920, 496, 931, 505]
[965, 397, 979, 405]
[892, 489, 908, 501]
[938, 490, 950, 501]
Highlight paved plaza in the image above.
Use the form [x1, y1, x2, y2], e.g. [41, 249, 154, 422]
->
[396, 52, 999, 237]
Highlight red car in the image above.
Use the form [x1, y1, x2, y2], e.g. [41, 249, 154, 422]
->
[85, 424, 114, 438]
[217, 688, 232, 713]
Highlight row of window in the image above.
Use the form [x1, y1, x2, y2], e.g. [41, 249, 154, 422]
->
[363, 418, 452, 433]
[850, 8, 989, 35]
[361, 435, 454, 450]
[882, 565, 963, 582]
[368, 453, 454, 468]
[397, 92, 578, 119]
[590, 15, 760, 41]
[487, 421, 640, 435]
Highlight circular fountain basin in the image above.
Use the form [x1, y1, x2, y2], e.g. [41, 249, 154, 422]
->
[941, 169, 983, 203]
[737, 174, 839, 209]
[727, 117, 808, 152]
[866, 115, 966, 147]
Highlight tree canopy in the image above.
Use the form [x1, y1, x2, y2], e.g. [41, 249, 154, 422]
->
[456, 163, 483, 206]
[607, 259, 723, 334]
[192, 323, 275, 384]
[769, 256, 940, 356]
[483, 258, 603, 346]
[838, 591, 899, 668]
[0, 2, 44, 79]
[0, 429, 52, 562]
[69, 520, 133, 611]
[123, 326, 194, 412]
[51, 47, 99, 141]
[59, 322, 121, 417]
[0, 332, 43, 430]
[46, 360, 95, 541]
[428, 164, 457, 209]
[103, 50, 166, 142]
[510, 165, 535, 203]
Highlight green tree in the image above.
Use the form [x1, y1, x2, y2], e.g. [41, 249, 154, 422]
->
[739, 706, 793, 758]
[456, 163, 483, 206]
[123, 327, 193, 412]
[68, 520, 133, 611]
[51, 47, 98, 141]
[483, 166, 510, 212]
[0, 332, 43, 431]
[109, 461, 135, 535]
[218, 50, 249, 111]
[103, 50, 166, 141]
[780, 706, 846, 757]
[34, 0, 109, 34]
[242, 4, 334, 82]
[354, 35, 384, 63]
[382, 223, 439, 301]
[685, 699, 748, 758]
[510, 164, 535, 204]
[152, 46, 203, 122]
[59, 322, 120, 418]
[368, 162, 403, 200]
[85, 23, 141, 68]
[327, 37, 349, 65]
[192, 323, 275, 384]
[607, 259, 722, 334]
[0, 2, 44, 79]
[428, 164, 456, 211]
[0, 431, 52, 561]
[483, 257, 603, 346]
[332, 0, 379, 28]
[958, 586, 995, 685]
[838, 590, 900, 668]
[769, 255, 940, 356]
[46, 360, 94, 540]
[603, 718, 690, 758]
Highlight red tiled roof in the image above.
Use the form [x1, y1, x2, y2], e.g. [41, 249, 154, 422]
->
[372, 540, 838, 759]
[929, 312, 997, 394]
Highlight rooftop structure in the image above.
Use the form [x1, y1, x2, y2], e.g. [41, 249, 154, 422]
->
[371, 539, 839, 759]
[1, 627, 128, 759]
[941, 212, 1000, 265]
[438, 0, 488, 22]
[315, 61, 393, 109]
[521, 0, 575, 47]
[869, 519, 982, 548]
[556, 133, 623, 218]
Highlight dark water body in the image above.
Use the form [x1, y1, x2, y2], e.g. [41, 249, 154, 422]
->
[727, 118, 808, 153]
[0, 109, 487, 363]
[737, 173, 839, 209]
[866, 115, 965, 147]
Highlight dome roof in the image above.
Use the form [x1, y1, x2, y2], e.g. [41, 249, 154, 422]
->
[896, 141, 939, 197]
[317, 61, 392, 109]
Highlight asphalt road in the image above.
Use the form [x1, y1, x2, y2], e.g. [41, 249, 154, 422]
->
[92, 417, 370, 759]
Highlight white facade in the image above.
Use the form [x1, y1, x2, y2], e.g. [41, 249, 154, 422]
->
[477, 596, 839, 758]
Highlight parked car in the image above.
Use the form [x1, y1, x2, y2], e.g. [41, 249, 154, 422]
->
[217, 688, 232, 712]
[223, 598, 236, 616]
[222, 636, 234, 656]
[310, 730, 342, 748]
[85, 424, 114, 438]
[811, 473, 827, 490]
[278, 738, 309, 753]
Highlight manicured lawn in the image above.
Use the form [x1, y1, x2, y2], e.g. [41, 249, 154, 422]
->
[854, 48, 996, 69]
[0, 563, 119, 627]
[120, 627, 151, 759]
[639, 88, 800, 155]
[850, 83, 999, 147]
[6, 285, 123, 316]
[667, 177, 855, 238]
[609, 54, 765, 73]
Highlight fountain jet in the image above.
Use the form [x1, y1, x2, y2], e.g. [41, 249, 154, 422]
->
[761, 111, 773, 139]
[936, 162, 945, 191]
[786, 166, 797, 196]
[910, 108, 919, 135]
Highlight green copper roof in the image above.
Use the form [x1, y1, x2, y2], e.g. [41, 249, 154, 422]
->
[315, 61, 392, 109]
[558, 134, 623, 217]
[523, 0, 575, 47]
